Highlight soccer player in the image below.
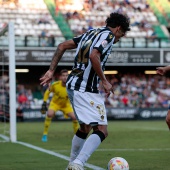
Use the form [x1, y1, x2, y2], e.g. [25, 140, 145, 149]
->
[40, 12, 130, 169]
[41, 69, 79, 142]
[156, 65, 170, 130]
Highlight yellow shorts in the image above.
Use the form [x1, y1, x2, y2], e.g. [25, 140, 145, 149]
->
[49, 101, 73, 118]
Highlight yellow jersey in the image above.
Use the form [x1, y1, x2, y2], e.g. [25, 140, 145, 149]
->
[43, 80, 70, 108]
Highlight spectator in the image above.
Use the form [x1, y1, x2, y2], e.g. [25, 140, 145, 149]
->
[40, 30, 49, 47]
[26, 89, 34, 108]
[87, 21, 93, 30]
[38, 13, 50, 24]
[105, 73, 170, 108]
[18, 92, 28, 108]
[48, 35, 55, 47]
[33, 86, 43, 100]
[16, 105, 24, 122]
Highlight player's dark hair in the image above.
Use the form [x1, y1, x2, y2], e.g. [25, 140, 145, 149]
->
[105, 12, 130, 32]
[60, 69, 68, 75]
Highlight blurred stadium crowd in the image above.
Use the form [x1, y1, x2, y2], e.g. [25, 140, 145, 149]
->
[0, 0, 170, 47]
[1, 73, 170, 111]
[1, 0, 170, 119]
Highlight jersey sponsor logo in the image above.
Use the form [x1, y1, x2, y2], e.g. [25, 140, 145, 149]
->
[101, 40, 108, 48]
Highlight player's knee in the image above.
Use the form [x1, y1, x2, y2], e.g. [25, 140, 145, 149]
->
[47, 112, 54, 118]
[68, 112, 76, 120]
[92, 130, 107, 142]
[71, 116, 77, 120]
[166, 111, 170, 123]
[93, 125, 108, 138]
[79, 124, 92, 133]
[166, 115, 170, 124]
[76, 129, 88, 139]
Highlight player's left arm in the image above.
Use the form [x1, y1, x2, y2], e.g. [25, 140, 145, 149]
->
[90, 32, 114, 97]
[40, 40, 77, 86]
[40, 89, 50, 114]
[89, 49, 113, 98]
[43, 88, 51, 102]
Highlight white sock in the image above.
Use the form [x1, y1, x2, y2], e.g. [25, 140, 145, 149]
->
[73, 134, 101, 166]
[70, 135, 86, 162]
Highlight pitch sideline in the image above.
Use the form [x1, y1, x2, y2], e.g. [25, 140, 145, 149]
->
[0, 134, 105, 170]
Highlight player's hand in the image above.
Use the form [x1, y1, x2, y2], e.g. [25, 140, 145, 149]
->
[40, 102, 47, 114]
[102, 80, 114, 98]
[156, 67, 166, 75]
[40, 70, 54, 87]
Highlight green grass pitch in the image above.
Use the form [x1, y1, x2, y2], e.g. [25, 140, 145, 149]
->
[0, 120, 169, 170]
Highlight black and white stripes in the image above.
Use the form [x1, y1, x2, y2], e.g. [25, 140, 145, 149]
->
[66, 27, 115, 93]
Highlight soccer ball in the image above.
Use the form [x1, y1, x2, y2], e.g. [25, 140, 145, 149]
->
[106, 157, 129, 170]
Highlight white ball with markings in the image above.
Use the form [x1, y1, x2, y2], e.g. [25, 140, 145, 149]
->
[107, 157, 129, 170]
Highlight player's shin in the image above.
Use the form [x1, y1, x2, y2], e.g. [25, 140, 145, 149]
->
[43, 116, 52, 135]
[73, 131, 106, 166]
[69, 129, 88, 162]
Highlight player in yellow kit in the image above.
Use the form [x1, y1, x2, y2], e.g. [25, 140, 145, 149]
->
[41, 69, 79, 142]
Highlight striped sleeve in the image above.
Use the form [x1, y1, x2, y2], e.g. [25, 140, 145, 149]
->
[93, 32, 114, 54]
[72, 34, 84, 46]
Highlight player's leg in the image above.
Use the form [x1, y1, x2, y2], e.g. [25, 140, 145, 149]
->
[66, 89, 89, 166]
[62, 103, 79, 134]
[43, 109, 55, 135]
[42, 102, 57, 142]
[66, 124, 91, 170]
[67, 112, 79, 134]
[67, 90, 108, 169]
[62, 106, 84, 164]
[166, 109, 170, 130]
[42, 109, 55, 142]
[71, 124, 107, 168]
[69, 124, 91, 163]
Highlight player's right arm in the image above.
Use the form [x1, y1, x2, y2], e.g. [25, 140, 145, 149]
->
[156, 65, 170, 75]
[40, 40, 77, 87]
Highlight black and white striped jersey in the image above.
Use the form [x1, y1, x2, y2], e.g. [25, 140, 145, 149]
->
[66, 26, 115, 93]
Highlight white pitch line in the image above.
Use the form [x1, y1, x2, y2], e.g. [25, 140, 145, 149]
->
[96, 148, 170, 151]
[0, 135, 104, 170]
[53, 148, 170, 153]
[125, 126, 168, 131]
[16, 141, 105, 170]
[0, 134, 10, 142]
[1, 134, 170, 152]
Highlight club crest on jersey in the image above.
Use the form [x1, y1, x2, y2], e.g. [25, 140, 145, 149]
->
[101, 115, 104, 120]
[90, 101, 94, 106]
[101, 40, 108, 48]
[109, 34, 113, 39]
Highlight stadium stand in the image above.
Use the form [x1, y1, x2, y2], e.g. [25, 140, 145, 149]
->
[0, 0, 65, 47]
[12, 73, 170, 109]
[101, 73, 170, 108]
[59, 0, 158, 37]
[44, 0, 74, 40]
[1, 0, 170, 114]
[0, 0, 170, 47]
[56, 0, 170, 47]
